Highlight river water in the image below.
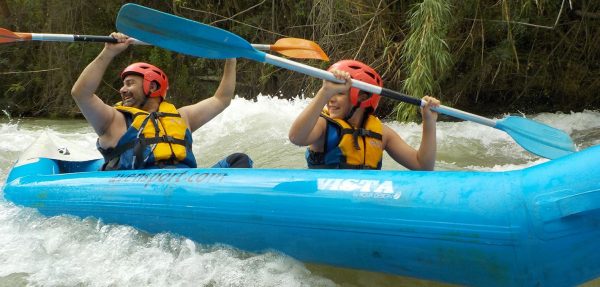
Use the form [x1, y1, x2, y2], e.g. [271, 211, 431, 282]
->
[1, 96, 599, 286]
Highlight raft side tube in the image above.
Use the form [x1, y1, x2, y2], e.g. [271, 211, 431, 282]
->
[4, 144, 600, 286]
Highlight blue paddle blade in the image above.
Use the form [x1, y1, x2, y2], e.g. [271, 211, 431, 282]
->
[116, 4, 266, 61]
[495, 116, 576, 159]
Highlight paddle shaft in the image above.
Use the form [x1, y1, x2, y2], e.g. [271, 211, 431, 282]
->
[15, 32, 281, 52]
[263, 54, 497, 127]
[13, 32, 148, 45]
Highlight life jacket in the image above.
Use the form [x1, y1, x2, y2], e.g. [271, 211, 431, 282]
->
[97, 101, 197, 170]
[306, 111, 383, 169]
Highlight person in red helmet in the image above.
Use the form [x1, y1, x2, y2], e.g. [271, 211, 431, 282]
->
[72, 32, 252, 170]
[289, 60, 439, 170]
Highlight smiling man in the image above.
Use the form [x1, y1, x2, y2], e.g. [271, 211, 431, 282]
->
[71, 32, 252, 170]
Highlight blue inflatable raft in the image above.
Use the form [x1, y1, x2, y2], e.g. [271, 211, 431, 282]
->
[3, 133, 600, 286]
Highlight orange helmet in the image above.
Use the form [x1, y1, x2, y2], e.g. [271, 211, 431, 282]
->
[121, 62, 169, 98]
[327, 60, 383, 112]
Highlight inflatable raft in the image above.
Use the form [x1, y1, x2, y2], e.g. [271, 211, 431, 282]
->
[3, 133, 600, 286]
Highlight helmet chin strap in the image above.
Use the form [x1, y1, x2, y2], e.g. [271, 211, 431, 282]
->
[140, 83, 160, 109]
[140, 94, 150, 109]
[344, 100, 363, 121]
[344, 106, 358, 121]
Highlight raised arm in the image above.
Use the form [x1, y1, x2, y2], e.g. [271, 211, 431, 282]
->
[178, 59, 237, 132]
[288, 70, 352, 146]
[71, 33, 132, 136]
[384, 96, 439, 171]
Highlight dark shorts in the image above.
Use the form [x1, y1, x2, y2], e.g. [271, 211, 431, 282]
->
[211, 153, 253, 168]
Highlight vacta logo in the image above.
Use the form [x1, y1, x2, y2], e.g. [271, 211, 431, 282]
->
[317, 178, 396, 195]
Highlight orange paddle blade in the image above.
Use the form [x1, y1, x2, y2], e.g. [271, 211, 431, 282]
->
[270, 38, 329, 61]
[0, 28, 25, 43]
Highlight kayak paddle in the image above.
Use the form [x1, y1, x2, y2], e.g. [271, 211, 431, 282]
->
[115, 3, 576, 159]
[0, 27, 329, 60]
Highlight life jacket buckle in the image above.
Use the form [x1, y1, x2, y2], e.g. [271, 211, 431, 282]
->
[356, 128, 370, 137]
[161, 135, 175, 143]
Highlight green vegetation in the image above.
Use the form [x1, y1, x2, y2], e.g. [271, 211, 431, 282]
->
[398, 0, 452, 121]
[1, 0, 598, 119]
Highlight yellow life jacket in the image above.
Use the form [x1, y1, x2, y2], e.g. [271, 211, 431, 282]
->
[97, 101, 196, 170]
[306, 111, 383, 169]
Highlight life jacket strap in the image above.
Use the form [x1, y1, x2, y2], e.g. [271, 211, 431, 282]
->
[98, 137, 191, 164]
[155, 112, 180, 118]
[139, 136, 189, 147]
[339, 128, 383, 150]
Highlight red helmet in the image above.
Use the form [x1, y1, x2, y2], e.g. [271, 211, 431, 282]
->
[327, 60, 383, 111]
[121, 62, 169, 98]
